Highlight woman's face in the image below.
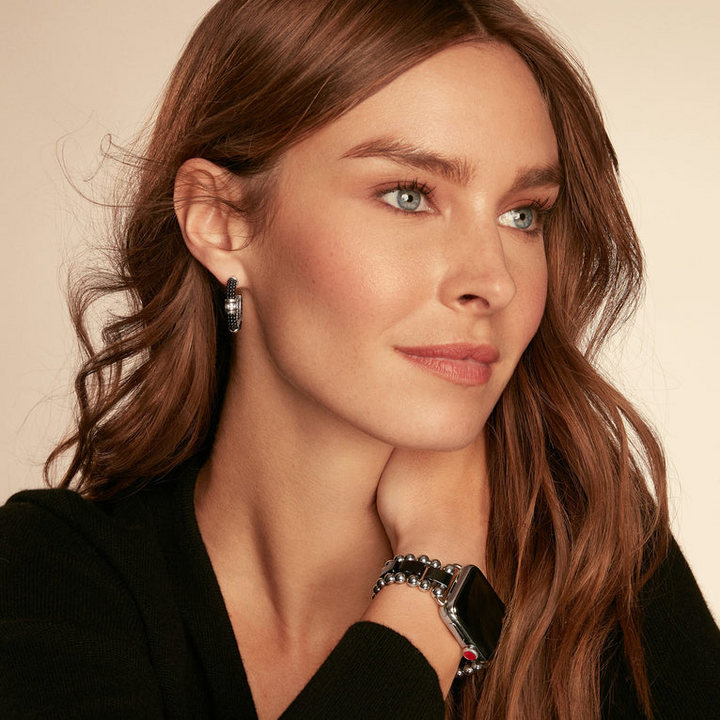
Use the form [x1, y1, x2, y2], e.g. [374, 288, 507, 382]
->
[239, 42, 560, 450]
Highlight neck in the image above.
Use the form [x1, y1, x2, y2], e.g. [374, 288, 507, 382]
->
[194, 342, 394, 638]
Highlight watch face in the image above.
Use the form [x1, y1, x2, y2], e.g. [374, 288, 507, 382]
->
[444, 565, 504, 660]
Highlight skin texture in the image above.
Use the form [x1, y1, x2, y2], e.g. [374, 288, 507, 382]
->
[238, 52, 552, 454]
[175, 42, 559, 719]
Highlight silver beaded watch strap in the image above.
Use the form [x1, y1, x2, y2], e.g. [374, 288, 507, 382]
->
[372, 554, 490, 677]
[372, 554, 457, 602]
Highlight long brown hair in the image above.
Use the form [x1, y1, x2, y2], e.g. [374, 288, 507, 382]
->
[47, 1, 668, 718]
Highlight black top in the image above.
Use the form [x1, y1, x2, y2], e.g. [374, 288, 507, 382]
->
[1, 461, 718, 719]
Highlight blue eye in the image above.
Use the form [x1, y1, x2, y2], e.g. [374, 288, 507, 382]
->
[380, 183, 433, 213]
[498, 207, 535, 231]
[396, 189, 422, 211]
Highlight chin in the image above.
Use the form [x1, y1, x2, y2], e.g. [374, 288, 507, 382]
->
[368, 407, 490, 452]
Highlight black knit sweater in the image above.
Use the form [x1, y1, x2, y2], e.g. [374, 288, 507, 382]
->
[1, 462, 718, 719]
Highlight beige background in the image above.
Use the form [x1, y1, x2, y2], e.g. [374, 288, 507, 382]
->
[2, 1, 718, 619]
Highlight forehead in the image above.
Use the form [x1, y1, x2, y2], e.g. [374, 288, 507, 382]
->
[284, 42, 558, 182]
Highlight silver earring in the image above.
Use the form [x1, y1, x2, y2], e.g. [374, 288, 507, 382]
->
[224, 277, 242, 333]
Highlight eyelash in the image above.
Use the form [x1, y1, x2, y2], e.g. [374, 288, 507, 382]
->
[377, 180, 556, 235]
[516, 197, 555, 237]
[377, 179, 436, 213]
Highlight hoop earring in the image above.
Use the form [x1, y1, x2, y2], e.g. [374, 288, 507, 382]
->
[224, 277, 243, 333]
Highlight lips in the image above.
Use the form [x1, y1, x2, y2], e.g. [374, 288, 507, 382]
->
[394, 343, 499, 386]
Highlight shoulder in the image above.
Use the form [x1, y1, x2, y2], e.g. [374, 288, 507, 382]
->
[0, 485, 181, 718]
[0, 467, 202, 642]
[640, 537, 720, 710]
[0, 463, 198, 557]
[639, 535, 720, 652]
[0, 485, 163, 630]
[604, 536, 720, 718]
[2, 484, 129, 534]
[2, 482, 155, 527]
[0, 485, 156, 581]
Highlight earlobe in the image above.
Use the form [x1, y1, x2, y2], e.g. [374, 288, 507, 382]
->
[174, 158, 251, 286]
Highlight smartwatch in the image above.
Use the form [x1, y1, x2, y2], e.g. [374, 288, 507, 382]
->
[440, 564, 505, 664]
[374, 555, 505, 674]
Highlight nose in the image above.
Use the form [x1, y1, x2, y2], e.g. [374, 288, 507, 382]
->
[439, 221, 517, 314]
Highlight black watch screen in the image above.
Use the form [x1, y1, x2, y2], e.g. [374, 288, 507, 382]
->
[447, 565, 505, 660]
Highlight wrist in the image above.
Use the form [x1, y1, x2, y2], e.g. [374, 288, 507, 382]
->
[369, 551, 505, 684]
[363, 578, 463, 695]
[392, 537, 486, 575]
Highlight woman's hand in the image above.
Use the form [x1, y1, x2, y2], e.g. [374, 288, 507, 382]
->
[375, 432, 490, 572]
[364, 432, 491, 695]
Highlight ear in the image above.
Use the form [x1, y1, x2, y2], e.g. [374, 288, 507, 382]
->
[174, 158, 252, 287]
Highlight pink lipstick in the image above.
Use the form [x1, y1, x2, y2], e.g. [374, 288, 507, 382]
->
[394, 343, 499, 386]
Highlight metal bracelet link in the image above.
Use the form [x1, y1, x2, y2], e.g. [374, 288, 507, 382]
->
[371, 554, 488, 677]
[372, 553, 459, 605]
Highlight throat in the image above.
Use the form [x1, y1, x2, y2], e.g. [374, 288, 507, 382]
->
[221, 564, 377, 720]
[236, 626, 346, 720]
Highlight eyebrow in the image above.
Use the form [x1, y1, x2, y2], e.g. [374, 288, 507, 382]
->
[509, 164, 564, 194]
[342, 137, 474, 186]
[341, 136, 564, 192]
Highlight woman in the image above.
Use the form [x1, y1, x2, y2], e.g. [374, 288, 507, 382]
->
[1, 0, 718, 718]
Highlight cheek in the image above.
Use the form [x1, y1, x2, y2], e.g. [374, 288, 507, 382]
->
[529, 263, 548, 327]
[515, 252, 548, 344]
[257, 210, 424, 333]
